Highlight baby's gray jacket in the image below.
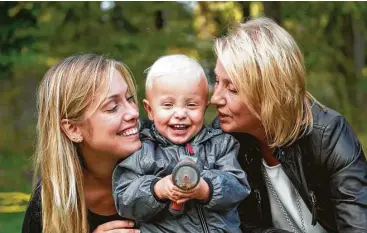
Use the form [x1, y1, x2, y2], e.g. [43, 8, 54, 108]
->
[113, 125, 250, 233]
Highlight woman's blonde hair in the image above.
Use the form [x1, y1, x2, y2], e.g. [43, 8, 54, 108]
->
[34, 54, 137, 233]
[214, 17, 314, 147]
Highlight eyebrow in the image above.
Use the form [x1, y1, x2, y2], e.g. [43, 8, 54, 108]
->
[104, 90, 132, 102]
[105, 94, 120, 101]
[159, 96, 174, 101]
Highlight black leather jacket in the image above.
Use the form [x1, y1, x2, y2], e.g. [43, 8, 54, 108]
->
[213, 102, 367, 233]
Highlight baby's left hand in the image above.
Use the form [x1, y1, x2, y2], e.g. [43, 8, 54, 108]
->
[172, 178, 210, 204]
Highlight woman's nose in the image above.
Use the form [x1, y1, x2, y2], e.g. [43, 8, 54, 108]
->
[123, 103, 139, 122]
[210, 88, 226, 106]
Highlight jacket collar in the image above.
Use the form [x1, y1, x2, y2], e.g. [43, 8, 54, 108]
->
[140, 123, 222, 146]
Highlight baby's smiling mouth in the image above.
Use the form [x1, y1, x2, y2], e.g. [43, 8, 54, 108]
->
[169, 124, 189, 131]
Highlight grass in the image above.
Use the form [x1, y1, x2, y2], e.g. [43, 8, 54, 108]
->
[0, 152, 32, 233]
[0, 212, 25, 233]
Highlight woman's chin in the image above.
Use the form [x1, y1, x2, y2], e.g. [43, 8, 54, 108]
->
[118, 140, 142, 158]
[219, 122, 234, 133]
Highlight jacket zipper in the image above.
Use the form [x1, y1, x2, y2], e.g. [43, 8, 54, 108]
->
[278, 147, 319, 227]
[281, 159, 318, 226]
[310, 190, 317, 226]
[186, 144, 209, 232]
[254, 189, 263, 220]
[196, 204, 210, 233]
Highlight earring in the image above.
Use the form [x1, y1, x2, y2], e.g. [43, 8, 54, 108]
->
[72, 136, 82, 143]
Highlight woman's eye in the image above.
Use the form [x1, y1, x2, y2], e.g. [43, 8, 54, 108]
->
[107, 105, 118, 112]
[126, 95, 134, 103]
[228, 85, 238, 94]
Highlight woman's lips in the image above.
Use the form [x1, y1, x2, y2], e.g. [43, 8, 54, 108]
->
[218, 112, 231, 121]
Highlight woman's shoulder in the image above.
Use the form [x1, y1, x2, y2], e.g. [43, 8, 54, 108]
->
[311, 102, 345, 130]
[22, 181, 42, 233]
[26, 181, 42, 214]
[307, 103, 364, 173]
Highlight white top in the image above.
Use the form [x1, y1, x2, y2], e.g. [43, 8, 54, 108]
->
[262, 160, 326, 233]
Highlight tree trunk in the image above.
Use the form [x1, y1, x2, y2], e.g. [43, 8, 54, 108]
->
[263, 1, 281, 24]
[239, 2, 250, 21]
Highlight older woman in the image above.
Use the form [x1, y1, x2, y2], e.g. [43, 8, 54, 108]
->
[211, 18, 367, 233]
[22, 54, 141, 233]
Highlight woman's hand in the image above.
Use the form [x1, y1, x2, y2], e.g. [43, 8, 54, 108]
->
[93, 220, 140, 233]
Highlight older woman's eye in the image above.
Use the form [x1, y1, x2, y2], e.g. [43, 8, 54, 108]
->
[227, 85, 238, 94]
[126, 95, 134, 103]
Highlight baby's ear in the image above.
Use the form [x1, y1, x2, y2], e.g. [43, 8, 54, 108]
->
[143, 99, 154, 120]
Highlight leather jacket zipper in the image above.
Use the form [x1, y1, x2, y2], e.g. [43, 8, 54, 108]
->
[282, 163, 318, 226]
[278, 147, 319, 227]
[310, 190, 317, 226]
[196, 204, 210, 233]
[254, 189, 263, 220]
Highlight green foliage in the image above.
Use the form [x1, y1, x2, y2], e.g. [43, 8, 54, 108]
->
[0, 212, 25, 233]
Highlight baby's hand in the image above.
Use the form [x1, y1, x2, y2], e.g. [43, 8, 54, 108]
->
[173, 178, 210, 204]
[154, 175, 177, 201]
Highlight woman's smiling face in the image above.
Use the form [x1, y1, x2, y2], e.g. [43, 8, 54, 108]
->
[79, 69, 141, 160]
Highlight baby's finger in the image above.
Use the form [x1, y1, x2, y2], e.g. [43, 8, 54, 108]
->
[173, 186, 194, 193]
[165, 191, 177, 201]
[176, 198, 190, 204]
[173, 190, 194, 199]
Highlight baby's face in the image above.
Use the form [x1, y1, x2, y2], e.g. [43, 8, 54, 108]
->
[144, 75, 208, 145]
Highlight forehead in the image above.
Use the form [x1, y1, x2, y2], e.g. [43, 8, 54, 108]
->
[215, 59, 233, 83]
[151, 74, 208, 98]
[108, 69, 128, 94]
[96, 69, 129, 103]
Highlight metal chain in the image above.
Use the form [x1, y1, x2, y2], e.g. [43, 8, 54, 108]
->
[262, 164, 306, 233]
[295, 188, 306, 233]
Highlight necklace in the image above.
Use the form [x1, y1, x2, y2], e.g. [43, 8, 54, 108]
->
[262, 164, 306, 233]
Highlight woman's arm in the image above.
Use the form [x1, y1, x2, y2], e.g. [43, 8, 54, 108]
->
[322, 116, 367, 232]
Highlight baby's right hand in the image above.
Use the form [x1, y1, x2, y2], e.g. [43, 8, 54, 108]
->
[154, 175, 176, 201]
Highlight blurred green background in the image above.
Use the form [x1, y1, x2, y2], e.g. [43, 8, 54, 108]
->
[1, 1, 367, 232]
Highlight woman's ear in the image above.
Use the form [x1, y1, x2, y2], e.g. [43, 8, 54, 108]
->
[60, 119, 83, 143]
[143, 99, 154, 120]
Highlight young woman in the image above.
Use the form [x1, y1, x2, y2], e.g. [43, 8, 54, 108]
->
[22, 54, 141, 233]
[211, 17, 367, 233]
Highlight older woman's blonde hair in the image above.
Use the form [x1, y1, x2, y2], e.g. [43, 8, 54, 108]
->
[34, 54, 136, 233]
[214, 17, 315, 147]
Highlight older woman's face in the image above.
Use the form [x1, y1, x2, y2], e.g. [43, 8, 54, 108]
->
[211, 59, 262, 135]
[79, 69, 141, 160]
